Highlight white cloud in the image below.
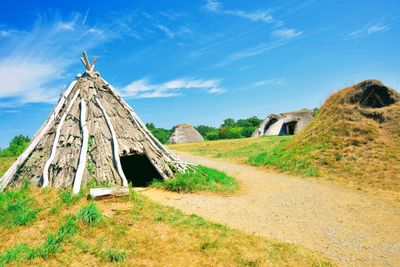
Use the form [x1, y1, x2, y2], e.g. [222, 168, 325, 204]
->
[204, 0, 223, 12]
[225, 10, 273, 23]
[203, 0, 275, 24]
[0, 13, 140, 104]
[272, 28, 303, 39]
[218, 39, 290, 66]
[121, 78, 224, 98]
[154, 24, 192, 39]
[348, 23, 390, 39]
[252, 78, 286, 87]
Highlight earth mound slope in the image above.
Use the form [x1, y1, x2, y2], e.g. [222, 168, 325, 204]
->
[291, 80, 400, 191]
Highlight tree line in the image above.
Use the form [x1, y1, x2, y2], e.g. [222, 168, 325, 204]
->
[147, 116, 263, 144]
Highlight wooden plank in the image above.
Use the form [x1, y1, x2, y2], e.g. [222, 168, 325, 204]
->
[90, 187, 129, 199]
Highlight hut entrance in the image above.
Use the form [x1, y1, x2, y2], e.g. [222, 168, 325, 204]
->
[120, 154, 162, 187]
[282, 121, 297, 135]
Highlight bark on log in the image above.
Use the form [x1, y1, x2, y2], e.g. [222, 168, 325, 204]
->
[94, 97, 128, 187]
[42, 90, 81, 188]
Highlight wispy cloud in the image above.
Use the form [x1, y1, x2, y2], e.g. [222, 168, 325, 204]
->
[120, 78, 224, 98]
[217, 39, 290, 66]
[252, 78, 287, 87]
[225, 10, 273, 23]
[203, 0, 276, 24]
[154, 24, 192, 39]
[272, 28, 303, 39]
[348, 23, 390, 39]
[204, 0, 223, 12]
[0, 12, 140, 105]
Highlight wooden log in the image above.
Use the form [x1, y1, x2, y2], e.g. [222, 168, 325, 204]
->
[72, 100, 89, 194]
[0, 80, 78, 191]
[90, 187, 129, 199]
[94, 97, 128, 187]
[42, 90, 81, 188]
[83, 51, 90, 70]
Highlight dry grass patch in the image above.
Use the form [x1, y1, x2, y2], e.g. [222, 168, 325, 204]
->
[0, 157, 16, 177]
[0, 187, 335, 266]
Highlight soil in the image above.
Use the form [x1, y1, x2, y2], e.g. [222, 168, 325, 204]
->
[142, 151, 400, 266]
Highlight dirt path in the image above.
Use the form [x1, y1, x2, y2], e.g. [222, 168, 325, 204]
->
[142, 152, 400, 266]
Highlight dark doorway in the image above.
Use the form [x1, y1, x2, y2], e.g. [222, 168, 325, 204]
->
[120, 154, 163, 187]
[280, 121, 297, 135]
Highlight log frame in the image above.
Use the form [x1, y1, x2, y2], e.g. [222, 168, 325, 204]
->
[0, 79, 78, 192]
[94, 96, 128, 187]
[100, 78, 189, 174]
[42, 90, 81, 188]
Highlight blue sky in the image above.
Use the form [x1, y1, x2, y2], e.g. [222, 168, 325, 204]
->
[0, 0, 399, 148]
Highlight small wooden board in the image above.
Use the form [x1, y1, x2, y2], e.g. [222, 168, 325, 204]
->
[90, 187, 129, 199]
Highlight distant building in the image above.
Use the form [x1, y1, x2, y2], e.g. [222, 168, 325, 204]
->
[168, 124, 205, 144]
[252, 109, 313, 137]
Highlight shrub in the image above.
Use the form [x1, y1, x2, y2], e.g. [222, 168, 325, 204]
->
[77, 202, 103, 226]
[0, 182, 38, 228]
[152, 165, 238, 193]
[101, 248, 127, 263]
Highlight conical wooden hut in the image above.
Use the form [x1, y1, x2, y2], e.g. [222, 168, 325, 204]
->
[0, 52, 189, 193]
[168, 124, 204, 144]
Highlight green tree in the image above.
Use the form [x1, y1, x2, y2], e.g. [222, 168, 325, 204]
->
[205, 130, 220, 140]
[221, 118, 235, 127]
[0, 135, 30, 157]
[146, 123, 172, 144]
[195, 125, 218, 140]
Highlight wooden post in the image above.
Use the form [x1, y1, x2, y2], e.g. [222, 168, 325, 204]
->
[72, 100, 89, 194]
[80, 51, 97, 72]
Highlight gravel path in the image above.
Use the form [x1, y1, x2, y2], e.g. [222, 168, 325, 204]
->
[142, 152, 400, 266]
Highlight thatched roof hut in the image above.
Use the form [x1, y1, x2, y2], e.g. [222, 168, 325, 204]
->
[168, 124, 204, 144]
[0, 52, 189, 193]
[252, 109, 313, 137]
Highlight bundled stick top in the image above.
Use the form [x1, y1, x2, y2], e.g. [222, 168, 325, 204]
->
[0, 52, 189, 193]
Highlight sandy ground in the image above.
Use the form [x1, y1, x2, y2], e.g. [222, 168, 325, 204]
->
[142, 152, 400, 267]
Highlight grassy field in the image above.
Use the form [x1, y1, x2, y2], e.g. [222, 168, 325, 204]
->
[170, 136, 291, 164]
[0, 157, 16, 177]
[0, 157, 334, 266]
[169, 136, 400, 199]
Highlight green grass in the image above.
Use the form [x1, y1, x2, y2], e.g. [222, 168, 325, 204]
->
[77, 202, 103, 226]
[248, 139, 327, 177]
[0, 180, 39, 228]
[0, 157, 16, 177]
[170, 136, 323, 178]
[169, 136, 290, 163]
[0, 215, 78, 266]
[101, 248, 127, 263]
[151, 165, 238, 193]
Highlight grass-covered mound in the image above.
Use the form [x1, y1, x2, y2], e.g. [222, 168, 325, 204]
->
[151, 165, 238, 193]
[250, 80, 400, 192]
